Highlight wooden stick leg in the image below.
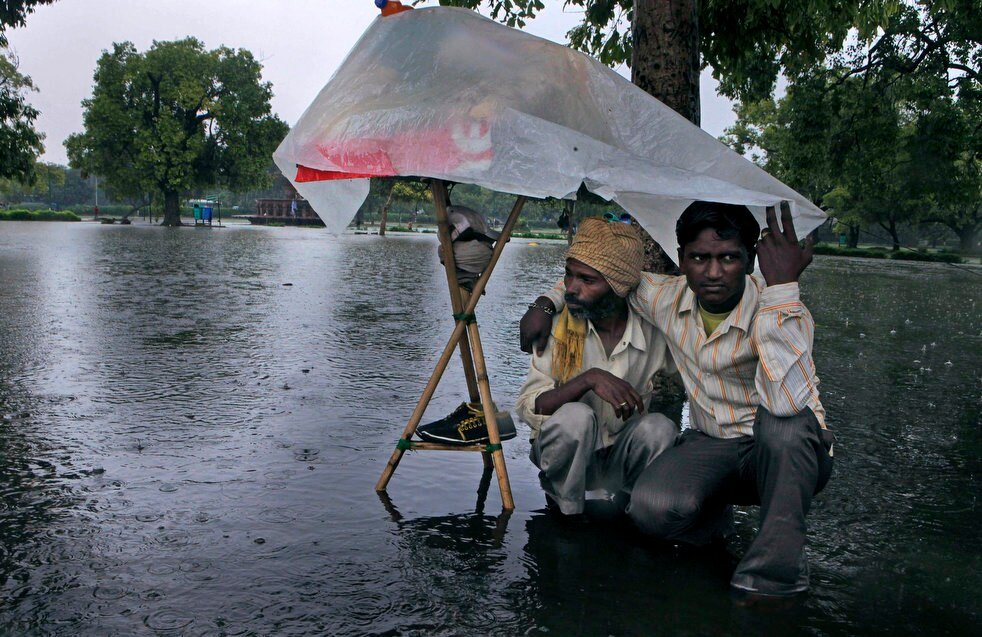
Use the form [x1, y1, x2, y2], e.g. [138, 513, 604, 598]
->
[375, 319, 469, 492]
[467, 321, 514, 510]
[376, 192, 527, 501]
[432, 180, 480, 402]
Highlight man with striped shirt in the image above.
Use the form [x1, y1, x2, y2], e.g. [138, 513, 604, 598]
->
[521, 201, 834, 599]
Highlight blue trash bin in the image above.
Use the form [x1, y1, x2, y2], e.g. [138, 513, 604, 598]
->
[202, 207, 213, 222]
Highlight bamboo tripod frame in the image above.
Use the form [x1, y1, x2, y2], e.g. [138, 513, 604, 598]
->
[375, 180, 526, 510]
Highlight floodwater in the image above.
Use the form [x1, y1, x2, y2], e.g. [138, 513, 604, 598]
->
[0, 221, 978, 636]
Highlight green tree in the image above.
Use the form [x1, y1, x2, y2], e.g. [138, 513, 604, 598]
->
[0, 49, 43, 183]
[724, 2, 980, 252]
[65, 38, 288, 226]
[906, 83, 981, 253]
[0, 1, 57, 185]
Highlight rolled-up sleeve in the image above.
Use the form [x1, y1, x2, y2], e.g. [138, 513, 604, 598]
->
[752, 283, 819, 418]
[514, 349, 557, 440]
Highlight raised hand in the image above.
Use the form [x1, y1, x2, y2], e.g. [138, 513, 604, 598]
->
[756, 201, 815, 286]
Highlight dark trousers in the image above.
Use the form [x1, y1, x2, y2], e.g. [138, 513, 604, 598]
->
[627, 407, 834, 596]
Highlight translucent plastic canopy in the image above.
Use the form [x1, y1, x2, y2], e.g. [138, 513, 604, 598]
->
[273, 6, 825, 260]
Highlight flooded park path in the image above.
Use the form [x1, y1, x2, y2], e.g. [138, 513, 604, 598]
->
[0, 222, 979, 635]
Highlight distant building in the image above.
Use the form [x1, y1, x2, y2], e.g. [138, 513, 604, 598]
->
[240, 198, 325, 226]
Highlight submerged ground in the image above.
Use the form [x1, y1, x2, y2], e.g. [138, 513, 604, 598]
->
[0, 222, 979, 636]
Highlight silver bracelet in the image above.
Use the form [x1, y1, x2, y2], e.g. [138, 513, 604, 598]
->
[527, 302, 555, 316]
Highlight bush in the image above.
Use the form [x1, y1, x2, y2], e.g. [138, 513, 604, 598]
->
[812, 243, 964, 263]
[891, 250, 963, 263]
[0, 208, 81, 222]
[812, 244, 887, 259]
[513, 231, 566, 240]
[8, 202, 50, 211]
[64, 203, 135, 217]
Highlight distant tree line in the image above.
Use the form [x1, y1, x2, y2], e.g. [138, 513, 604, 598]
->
[3, 2, 977, 252]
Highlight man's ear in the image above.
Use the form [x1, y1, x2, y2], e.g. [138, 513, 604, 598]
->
[745, 250, 756, 274]
[677, 247, 685, 266]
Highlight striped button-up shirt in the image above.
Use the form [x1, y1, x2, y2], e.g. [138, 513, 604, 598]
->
[515, 307, 672, 444]
[544, 274, 825, 439]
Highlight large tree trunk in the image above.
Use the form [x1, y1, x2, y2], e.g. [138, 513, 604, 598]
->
[161, 191, 182, 226]
[378, 180, 395, 237]
[630, 0, 699, 409]
[881, 219, 900, 251]
[630, 0, 697, 274]
[847, 224, 860, 249]
[632, 0, 701, 125]
[957, 224, 980, 254]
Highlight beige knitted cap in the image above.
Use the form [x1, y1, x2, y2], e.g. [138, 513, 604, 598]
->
[566, 217, 644, 297]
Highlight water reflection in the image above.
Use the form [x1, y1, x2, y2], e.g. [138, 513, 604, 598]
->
[0, 223, 978, 634]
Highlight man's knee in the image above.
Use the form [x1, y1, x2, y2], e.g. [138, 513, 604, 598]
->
[534, 403, 598, 464]
[754, 406, 833, 494]
[628, 479, 704, 538]
[541, 402, 597, 439]
[753, 406, 818, 453]
[633, 413, 678, 454]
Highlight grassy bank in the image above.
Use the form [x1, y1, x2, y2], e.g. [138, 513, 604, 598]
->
[813, 243, 964, 263]
[0, 209, 82, 222]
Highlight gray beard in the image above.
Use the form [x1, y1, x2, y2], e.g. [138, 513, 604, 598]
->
[565, 292, 622, 321]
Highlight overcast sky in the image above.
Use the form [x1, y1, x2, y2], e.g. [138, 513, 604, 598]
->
[5, 0, 737, 166]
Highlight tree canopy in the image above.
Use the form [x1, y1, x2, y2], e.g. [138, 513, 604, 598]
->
[431, 0, 896, 111]
[724, 1, 980, 252]
[66, 38, 288, 225]
[0, 0, 53, 184]
[0, 0, 55, 46]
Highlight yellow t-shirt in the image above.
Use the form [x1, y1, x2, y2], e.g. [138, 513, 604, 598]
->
[698, 304, 731, 336]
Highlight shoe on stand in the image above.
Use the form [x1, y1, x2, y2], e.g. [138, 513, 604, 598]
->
[415, 402, 516, 445]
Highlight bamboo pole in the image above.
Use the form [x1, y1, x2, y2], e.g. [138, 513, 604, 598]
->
[460, 288, 494, 470]
[431, 180, 480, 402]
[448, 194, 526, 509]
[467, 319, 514, 509]
[375, 194, 527, 499]
[374, 318, 471, 491]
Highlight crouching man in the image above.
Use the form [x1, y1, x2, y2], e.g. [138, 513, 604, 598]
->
[522, 202, 835, 598]
[515, 217, 678, 516]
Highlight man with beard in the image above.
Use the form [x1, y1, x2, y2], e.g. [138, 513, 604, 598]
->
[515, 217, 678, 516]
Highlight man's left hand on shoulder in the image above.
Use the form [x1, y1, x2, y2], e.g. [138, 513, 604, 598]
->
[756, 201, 816, 287]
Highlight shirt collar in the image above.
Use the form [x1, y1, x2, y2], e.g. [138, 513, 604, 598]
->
[677, 275, 759, 334]
[585, 306, 647, 353]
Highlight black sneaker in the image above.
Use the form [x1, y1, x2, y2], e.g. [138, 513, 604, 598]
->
[416, 402, 517, 446]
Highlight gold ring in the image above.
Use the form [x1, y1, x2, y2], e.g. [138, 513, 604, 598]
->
[761, 228, 772, 238]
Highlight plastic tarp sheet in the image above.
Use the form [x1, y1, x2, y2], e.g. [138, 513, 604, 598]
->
[273, 6, 826, 260]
